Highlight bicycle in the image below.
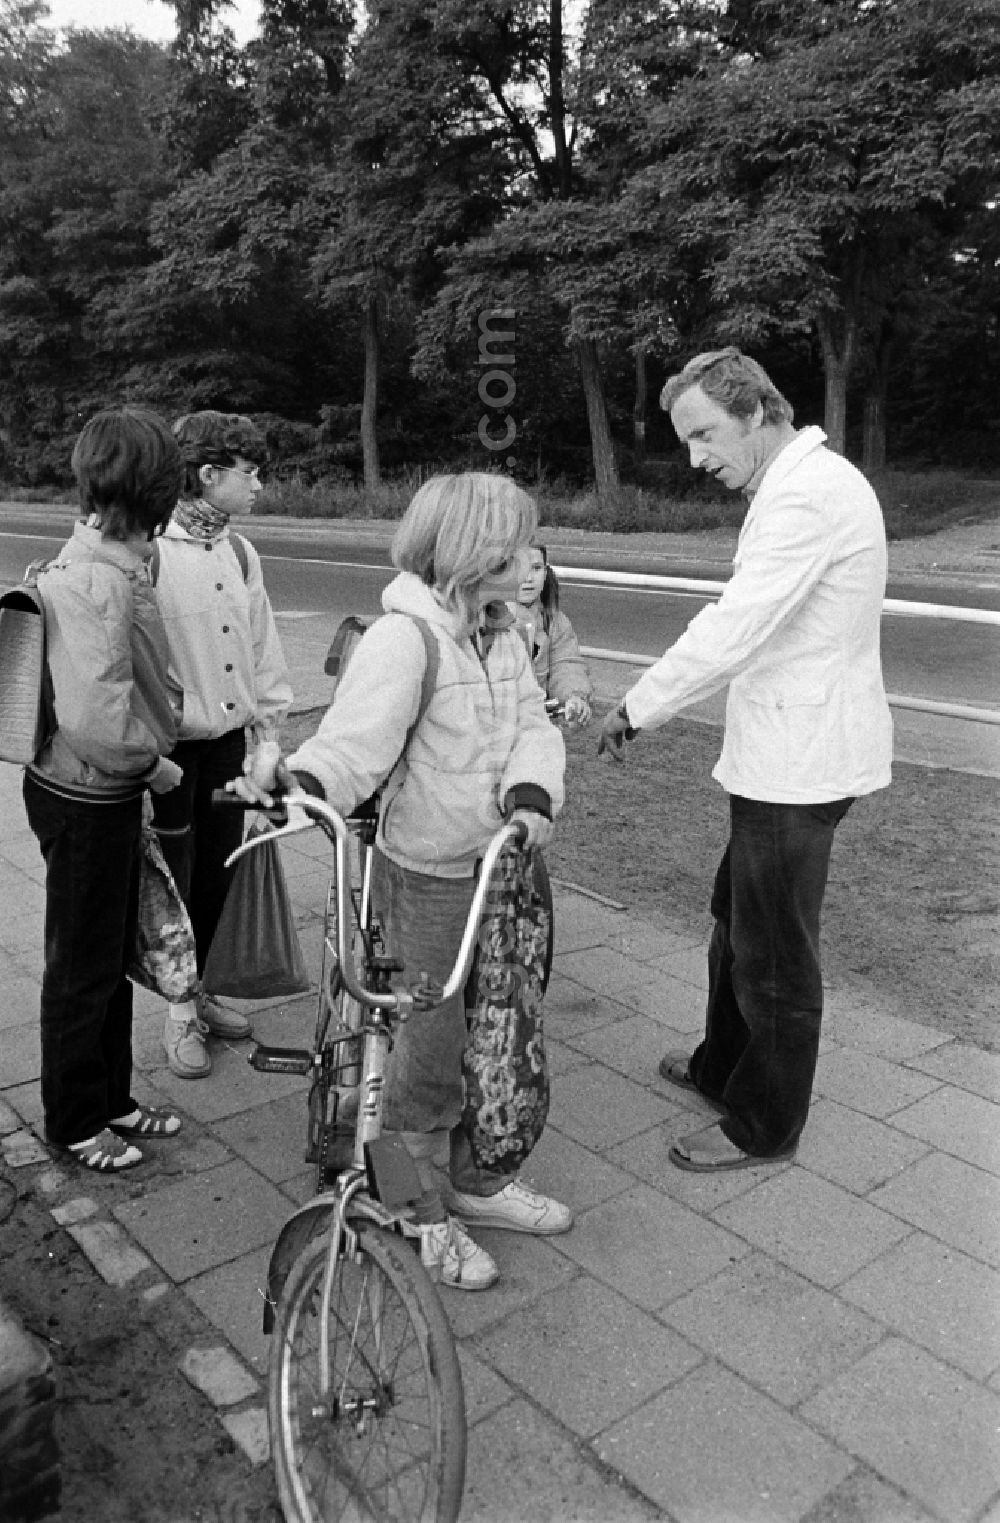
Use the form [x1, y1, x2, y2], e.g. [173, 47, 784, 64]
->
[215, 788, 529, 1523]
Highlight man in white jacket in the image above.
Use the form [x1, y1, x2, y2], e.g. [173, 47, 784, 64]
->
[599, 348, 892, 1171]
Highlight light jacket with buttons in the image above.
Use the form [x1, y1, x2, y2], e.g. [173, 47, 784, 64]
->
[288, 572, 566, 877]
[28, 522, 179, 799]
[153, 518, 292, 745]
[519, 606, 593, 705]
[625, 427, 893, 803]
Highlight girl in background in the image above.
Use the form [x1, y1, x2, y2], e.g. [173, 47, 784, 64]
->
[515, 544, 593, 724]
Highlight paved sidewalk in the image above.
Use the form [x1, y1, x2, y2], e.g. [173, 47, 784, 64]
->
[1, 508, 999, 1521]
[2, 735, 999, 1522]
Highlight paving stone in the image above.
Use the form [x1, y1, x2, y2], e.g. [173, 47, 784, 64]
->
[868, 1152, 1000, 1267]
[660, 1251, 884, 1407]
[799, 1466, 941, 1523]
[801, 1337, 1000, 1523]
[65, 1220, 153, 1287]
[556, 1183, 749, 1312]
[544, 1035, 596, 1078]
[812, 1048, 942, 1118]
[220, 1406, 270, 1468]
[564, 1011, 689, 1086]
[111, 1159, 293, 1280]
[0, 971, 42, 1033]
[473, 1275, 702, 1439]
[434, 1230, 577, 1341]
[144, 1040, 308, 1124]
[180, 1345, 259, 1407]
[643, 945, 709, 990]
[1, 1128, 48, 1167]
[553, 945, 642, 998]
[603, 919, 703, 965]
[607, 1125, 769, 1211]
[184, 1245, 274, 1376]
[455, 1346, 516, 1427]
[34, 1168, 68, 1196]
[889, 1085, 1000, 1176]
[547, 1064, 675, 1150]
[906, 1042, 1000, 1103]
[213, 1093, 309, 1184]
[605, 976, 707, 1034]
[516, 1125, 636, 1218]
[0, 1022, 41, 1087]
[596, 1360, 853, 1523]
[0, 1098, 21, 1135]
[839, 1232, 1000, 1381]
[822, 1004, 952, 1062]
[463, 1394, 661, 1523]
[711, 1170, 911, 1288]
[795, 1099, 930, 1194]
[543, 972, 620, 1038]
[50, 1197, 98, 1227]
[548, 895, 621, 953]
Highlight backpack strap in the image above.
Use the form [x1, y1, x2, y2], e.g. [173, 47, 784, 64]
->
[398, 615, 439, 760]
[228, 531, 250, 581]
[148, 532, 249, 586]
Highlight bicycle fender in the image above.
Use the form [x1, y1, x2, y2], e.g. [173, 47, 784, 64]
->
[262, 1195, 397, 1333]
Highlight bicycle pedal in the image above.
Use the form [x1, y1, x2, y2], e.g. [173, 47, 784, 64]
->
[249, 1044, 313, 1076]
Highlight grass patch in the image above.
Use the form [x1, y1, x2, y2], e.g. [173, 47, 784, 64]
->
[255, 467, 998, 540]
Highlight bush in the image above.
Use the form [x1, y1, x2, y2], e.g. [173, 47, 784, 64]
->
[255, 472, 417, 520]
[537, 482, 744, 534]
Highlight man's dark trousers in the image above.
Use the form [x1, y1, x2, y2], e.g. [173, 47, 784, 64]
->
[688, 793, 853, 1157]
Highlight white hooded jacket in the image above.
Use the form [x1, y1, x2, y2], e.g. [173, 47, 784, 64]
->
[288, 572, 566, 877]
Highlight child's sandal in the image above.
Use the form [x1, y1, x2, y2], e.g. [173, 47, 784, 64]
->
[65, 1128, 143, 1172]
[109, 1105, 181, 1139]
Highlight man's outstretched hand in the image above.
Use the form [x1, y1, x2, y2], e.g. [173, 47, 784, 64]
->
[597, 707, 638, 761]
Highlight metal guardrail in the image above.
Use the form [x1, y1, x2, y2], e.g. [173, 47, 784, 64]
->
[554, 566, 1000, 727]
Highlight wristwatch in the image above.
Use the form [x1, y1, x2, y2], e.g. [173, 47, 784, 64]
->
[617, 699, 638, 739]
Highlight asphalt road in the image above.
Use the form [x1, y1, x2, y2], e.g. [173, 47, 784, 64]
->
[2, 505, 998, 773]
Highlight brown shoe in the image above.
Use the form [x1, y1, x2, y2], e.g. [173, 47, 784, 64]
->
[657, 1050, 724, 1112]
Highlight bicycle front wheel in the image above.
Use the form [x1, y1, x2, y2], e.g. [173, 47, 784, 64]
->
[269, 1221, 467, 1523]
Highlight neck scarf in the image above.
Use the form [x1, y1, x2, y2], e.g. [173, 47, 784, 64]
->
[173, 498, 230, 541]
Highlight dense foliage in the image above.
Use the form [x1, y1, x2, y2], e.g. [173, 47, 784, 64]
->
[0, 0, 997, 502]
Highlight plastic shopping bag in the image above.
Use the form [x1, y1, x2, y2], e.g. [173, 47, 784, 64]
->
[461, 847, 552, 1174]
[129, 824, 200, 1003]
[201, 820, 310, 998]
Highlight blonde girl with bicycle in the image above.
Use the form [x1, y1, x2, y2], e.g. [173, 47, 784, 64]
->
[240, 473, 571, 1290]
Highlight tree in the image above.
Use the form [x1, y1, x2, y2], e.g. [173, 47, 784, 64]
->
[0, 14, 173, 474]
[618, 0, 1000, 460]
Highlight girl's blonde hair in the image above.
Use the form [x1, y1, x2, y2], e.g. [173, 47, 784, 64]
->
[392, 473, 537, 622]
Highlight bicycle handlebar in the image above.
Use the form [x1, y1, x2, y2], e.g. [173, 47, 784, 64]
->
[212, 788, 528, 1016]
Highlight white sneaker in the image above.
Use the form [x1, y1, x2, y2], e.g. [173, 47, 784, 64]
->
[401, 1216, 499, 1292]
[198, 994, 252, 1041]
[163, 1013, 211, 1079]
[446, 1179, 573, 1236]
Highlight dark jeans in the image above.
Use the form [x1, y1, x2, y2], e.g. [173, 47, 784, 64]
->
[150, 730, 247, 977]
[23, 772, 142, 1147]
[688, 794, 853, 1158]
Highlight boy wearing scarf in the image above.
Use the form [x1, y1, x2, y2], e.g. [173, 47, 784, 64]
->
[151, 411, 292, 1078]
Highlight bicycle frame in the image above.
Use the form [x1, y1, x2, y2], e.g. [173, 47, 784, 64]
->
[225, 796, 527, 1363]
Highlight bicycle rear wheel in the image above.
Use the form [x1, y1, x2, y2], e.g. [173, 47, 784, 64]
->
[269, 1221, 466, 1523]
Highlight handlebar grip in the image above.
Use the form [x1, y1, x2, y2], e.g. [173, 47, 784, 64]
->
[210, 788, 286, 813]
